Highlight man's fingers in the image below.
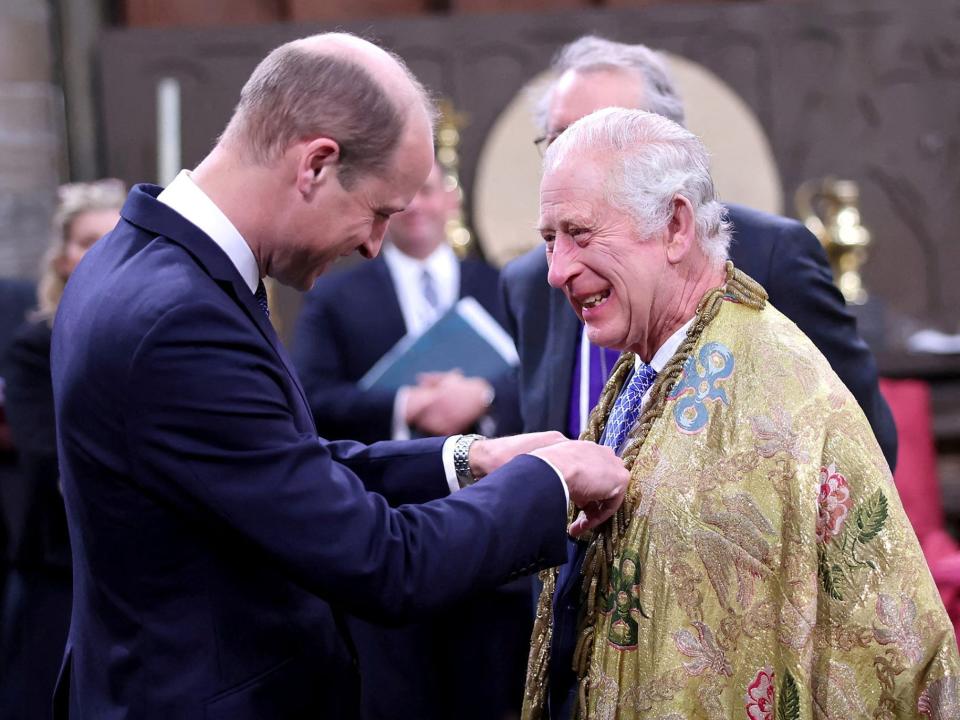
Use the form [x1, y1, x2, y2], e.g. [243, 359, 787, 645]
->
[416, 371, 448, 387]
[568, 502, 615, 537]
[567, 488, 625, 538]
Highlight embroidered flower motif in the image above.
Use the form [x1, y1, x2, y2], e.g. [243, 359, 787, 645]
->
[874, 593, 923, 664]
[919, 675, 960, 718]
[745, 666, 775, 720]
[672, 621, 732, 677]
[816, 463, 853, 542]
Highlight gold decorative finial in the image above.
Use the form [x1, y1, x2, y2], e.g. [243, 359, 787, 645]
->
[436, 98, 473, 258]
[795, 178, 872, 305]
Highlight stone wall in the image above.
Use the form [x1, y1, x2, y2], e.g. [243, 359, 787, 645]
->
[0, 0, 61, 281]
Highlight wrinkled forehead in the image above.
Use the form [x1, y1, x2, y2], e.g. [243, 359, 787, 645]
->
[539, 151, 613, 221]
[543, 142, 618, 192]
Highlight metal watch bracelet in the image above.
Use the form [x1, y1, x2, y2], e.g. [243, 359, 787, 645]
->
[453, 433, 485, 488]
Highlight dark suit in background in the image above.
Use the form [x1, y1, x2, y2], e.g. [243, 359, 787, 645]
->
[0, 319, 71, 720]
[501, 203, 898, 469]
[51, 185, 566, 720]
[293, 254, 530, 720]
[0, 277, 38, 612]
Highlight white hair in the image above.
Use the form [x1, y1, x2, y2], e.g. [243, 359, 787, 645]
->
[544, 107, 730, 266]
[535, 36, 685, 133]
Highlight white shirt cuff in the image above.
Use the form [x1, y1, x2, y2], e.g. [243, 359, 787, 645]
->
[441, 440, 570, 506]
[528, 454, 570, 507]
[392, 387, 412, 441]
[441, 435, 462, 494]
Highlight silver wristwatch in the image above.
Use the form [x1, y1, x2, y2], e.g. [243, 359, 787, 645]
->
[453, 433, 485, 488]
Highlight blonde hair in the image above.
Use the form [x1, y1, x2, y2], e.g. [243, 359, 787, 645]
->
[36, 179, 126, 320]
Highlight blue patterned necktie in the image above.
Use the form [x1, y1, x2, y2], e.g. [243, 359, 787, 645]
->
[602, 361, 658, 452]
[254, 280, 270, 319]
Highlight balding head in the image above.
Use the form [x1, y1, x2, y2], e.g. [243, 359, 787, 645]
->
[222, 32, 435, 188]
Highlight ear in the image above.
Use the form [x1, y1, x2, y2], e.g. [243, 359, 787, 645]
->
[295, 137, 341, 197]
[664, 195, 697, 264]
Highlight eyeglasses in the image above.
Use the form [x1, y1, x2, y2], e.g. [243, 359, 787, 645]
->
[532, 131, 562, 157]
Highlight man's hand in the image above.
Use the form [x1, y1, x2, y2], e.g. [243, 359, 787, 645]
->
[406, 371, 493, 436]
[467, 431, 567, 478]
[530, 441, 629, 537]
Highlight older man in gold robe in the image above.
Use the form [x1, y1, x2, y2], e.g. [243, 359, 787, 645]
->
[523, 107, 960, 720]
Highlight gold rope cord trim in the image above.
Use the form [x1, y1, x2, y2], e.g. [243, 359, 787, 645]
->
[522, 263, 766, 720]
[523, 566, 558, 719]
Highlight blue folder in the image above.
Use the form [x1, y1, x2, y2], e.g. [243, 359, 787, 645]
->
[359, 297, 519, 392]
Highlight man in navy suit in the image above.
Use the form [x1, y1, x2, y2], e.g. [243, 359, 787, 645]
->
[501, 36, 897, 470]
[50, 33, 630, 720]
[293, 161, 527, 720]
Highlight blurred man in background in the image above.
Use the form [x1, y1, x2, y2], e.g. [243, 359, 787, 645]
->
[294, 159, 527, 720]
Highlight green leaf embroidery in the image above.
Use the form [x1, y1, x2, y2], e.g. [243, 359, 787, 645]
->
[777, 670, 800, 720]
[818, 551, 843, 600]
[856, 490, 888, 544]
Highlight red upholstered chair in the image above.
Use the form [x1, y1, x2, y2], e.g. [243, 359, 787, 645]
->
[879, 378, 960, 638]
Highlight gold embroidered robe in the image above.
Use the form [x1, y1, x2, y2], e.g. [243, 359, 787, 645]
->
[524, 268, 960, 720]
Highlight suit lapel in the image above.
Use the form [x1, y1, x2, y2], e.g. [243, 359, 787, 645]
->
[369, 256, 407, 336]
[122, 184, 313, 420]
[458, 259, 478, 300]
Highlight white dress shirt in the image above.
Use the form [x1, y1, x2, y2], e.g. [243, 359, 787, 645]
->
[641, 318, 694, 410]
[158, 170, 259, 293]
[382, 242, 460, 336]
[156, 170, 469, 492]
[383, 242, 461, 442]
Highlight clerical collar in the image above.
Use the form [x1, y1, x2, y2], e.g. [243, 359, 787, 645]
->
[157, 170, 259, 294]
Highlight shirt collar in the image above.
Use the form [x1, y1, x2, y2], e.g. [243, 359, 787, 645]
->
[382, 241, 456, 278]
[157, 170, 260, 294]
[637, 318, 695, 374]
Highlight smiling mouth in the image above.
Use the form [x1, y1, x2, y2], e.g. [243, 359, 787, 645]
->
[580, 289, 611, 310]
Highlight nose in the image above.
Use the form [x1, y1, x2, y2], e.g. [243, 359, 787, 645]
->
[360, 219, 389, 259]
[546, 235, 578, 289]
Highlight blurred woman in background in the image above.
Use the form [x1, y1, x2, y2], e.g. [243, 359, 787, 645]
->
[0, 179, 125, 720]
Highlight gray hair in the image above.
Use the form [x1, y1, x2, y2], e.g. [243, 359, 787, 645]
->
[222, 33, 434, 187]
[544, 107, 730, 266]
[37, 178, 127, 319]
[535, 36, 685, 133]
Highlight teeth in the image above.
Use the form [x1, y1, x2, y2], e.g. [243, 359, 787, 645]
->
[582, 291, 609, 309]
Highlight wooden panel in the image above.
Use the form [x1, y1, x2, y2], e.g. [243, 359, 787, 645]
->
[98, 0, 960, 335]
[287, 0, 426, 21]
[124, 0, 283, 27]
[452, 0, 587, 13]
[602, 0, 712, 7]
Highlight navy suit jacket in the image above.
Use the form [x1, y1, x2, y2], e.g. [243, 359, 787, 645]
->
[292, 254, 521, 445]
[50, 185, 567, 720]
[501, 203, 897, 470]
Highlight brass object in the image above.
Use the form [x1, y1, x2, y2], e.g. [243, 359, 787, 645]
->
[794, 178, 871, 305]
[436, 98, 473, 258]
